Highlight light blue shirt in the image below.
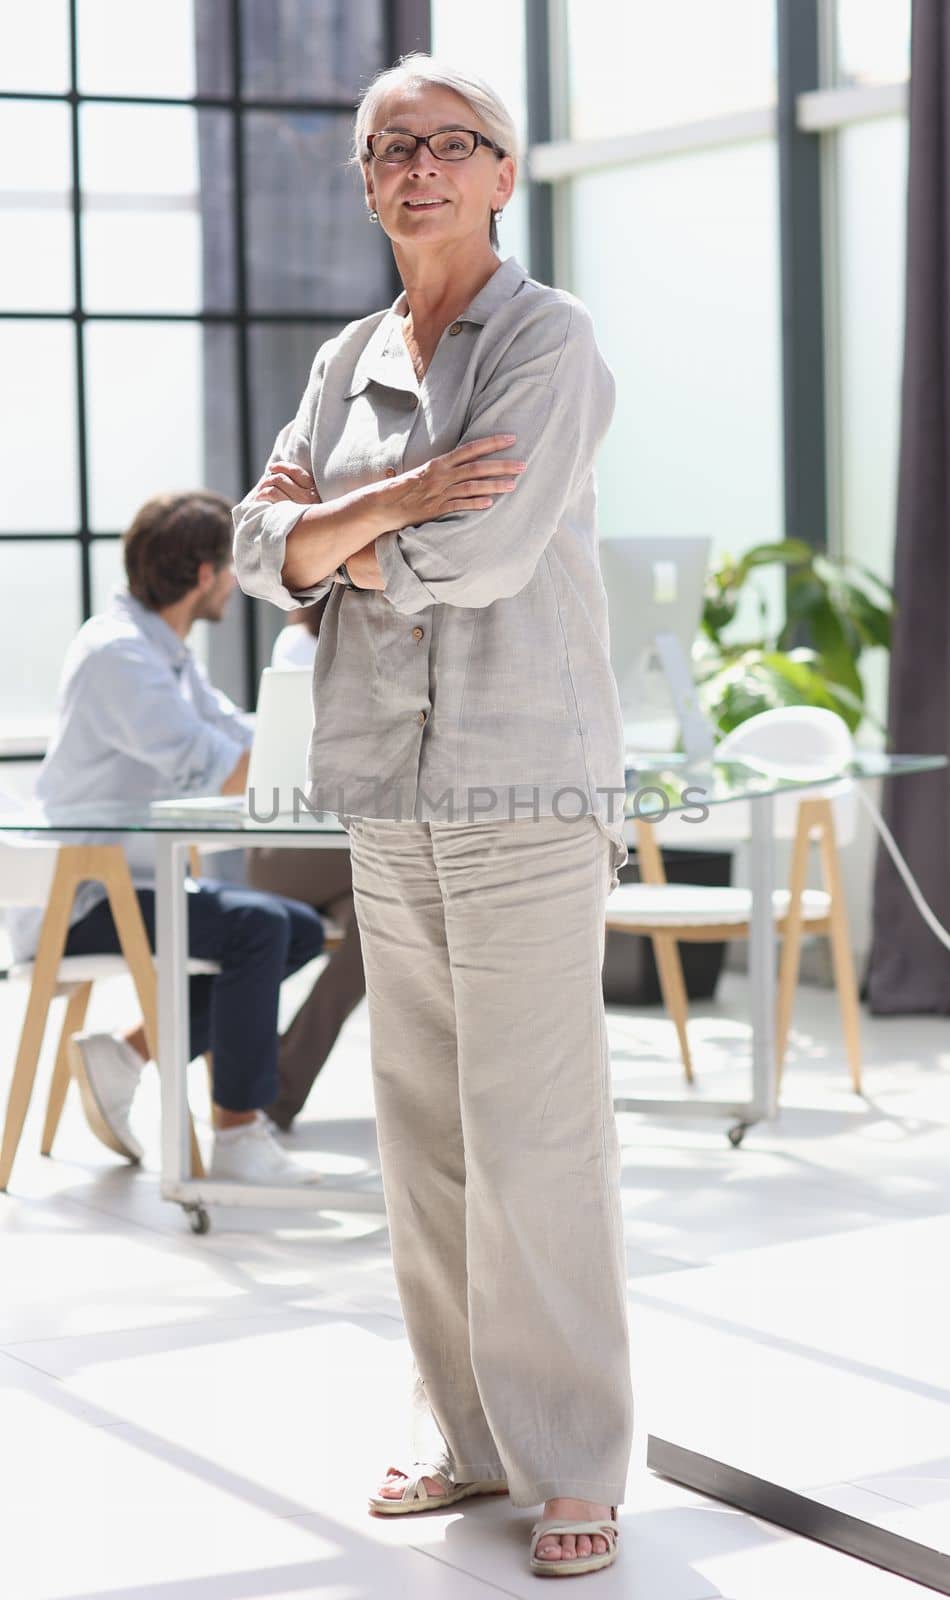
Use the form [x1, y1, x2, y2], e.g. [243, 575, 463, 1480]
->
[7, 590, 253, 960]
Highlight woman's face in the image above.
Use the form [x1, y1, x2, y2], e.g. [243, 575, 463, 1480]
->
[362, 84, 514, 252]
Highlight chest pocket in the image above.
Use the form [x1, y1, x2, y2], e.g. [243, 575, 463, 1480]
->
[320, 377, 420, 493]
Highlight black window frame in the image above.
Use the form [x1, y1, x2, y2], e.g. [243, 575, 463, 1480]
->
[0, 0, 429, 709]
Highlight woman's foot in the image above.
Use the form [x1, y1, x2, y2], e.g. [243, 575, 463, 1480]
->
[534, 1498, 613, 1562]
[377, 1468, 446, 1501]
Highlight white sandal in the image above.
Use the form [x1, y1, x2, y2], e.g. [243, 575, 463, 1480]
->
[368, 1461, 508, 1516]
[529, 1507, 619, 1577]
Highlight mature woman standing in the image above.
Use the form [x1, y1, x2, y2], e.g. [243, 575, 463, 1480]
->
[233, 54, 633, 1580]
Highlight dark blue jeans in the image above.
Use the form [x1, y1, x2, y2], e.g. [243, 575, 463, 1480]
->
[64, 879, 325, 1111]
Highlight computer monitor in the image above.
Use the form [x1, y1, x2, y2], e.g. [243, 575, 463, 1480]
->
[598, 536, 715, 761]
[150, 667, 315, 822]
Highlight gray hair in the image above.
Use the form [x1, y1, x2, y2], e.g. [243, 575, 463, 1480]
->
[351, 52, 518, 251]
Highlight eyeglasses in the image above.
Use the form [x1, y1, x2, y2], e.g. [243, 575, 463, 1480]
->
[365, 128, 507, 164]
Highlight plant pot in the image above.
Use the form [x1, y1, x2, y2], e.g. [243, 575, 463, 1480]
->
[602, 847, 734, 1005]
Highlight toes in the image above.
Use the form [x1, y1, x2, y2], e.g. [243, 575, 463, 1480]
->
[536, 1533, 609, 1563]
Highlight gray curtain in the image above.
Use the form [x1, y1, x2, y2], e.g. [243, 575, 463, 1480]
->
[866, 0, 950, 1012]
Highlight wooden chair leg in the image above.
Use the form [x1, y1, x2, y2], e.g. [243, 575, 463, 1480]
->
[40, 982, 92, 1157]
[815, 801, 863, 1093]
[0, 853, 79, 1190]
[651, 933, 695, 1084]
[775, 801, 817, 1091]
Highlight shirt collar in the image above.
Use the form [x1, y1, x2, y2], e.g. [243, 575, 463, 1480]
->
[345, 255, 529, 399]
[109, 588, 191, 673]
[391, 253, 528, 327]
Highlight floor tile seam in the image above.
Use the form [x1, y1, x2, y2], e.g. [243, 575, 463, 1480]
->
[32, 1186, 185, 1241]
[0, 1346, 134, 1428]
[405, 1542, 538, 1598]
[413, 1534, 725, 1600]
[279, 1512, 529, 1593]
[0, 1300, 324, 1360]
[650, 1160, 950, 1238]
[76, 1416, 321, 1520]
[835, 1480, 947, 1512]
[626, 1287, 950, 1407]
[0, 1300, 408, 1364]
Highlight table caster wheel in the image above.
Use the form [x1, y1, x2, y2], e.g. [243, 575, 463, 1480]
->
[727, 1122, 748, 1148]
[185, 1204, 210, 1235]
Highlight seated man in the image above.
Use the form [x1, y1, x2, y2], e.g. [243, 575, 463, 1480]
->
[7, 490, 325, 1184]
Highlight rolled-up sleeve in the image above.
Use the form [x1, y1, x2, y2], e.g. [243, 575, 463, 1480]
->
[375, 302, 615, 614]
[92, 646, 247, 794]
[232, 342, 336, 611]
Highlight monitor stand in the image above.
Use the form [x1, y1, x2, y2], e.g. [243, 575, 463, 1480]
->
[652, 631, 716, 763]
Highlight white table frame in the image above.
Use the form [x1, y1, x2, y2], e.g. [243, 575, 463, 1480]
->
[154, 795, 779, 1229]
[154, 828, 386, 1232]
[611, 793, 778, 1142]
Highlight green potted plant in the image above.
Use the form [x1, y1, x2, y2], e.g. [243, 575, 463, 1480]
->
[603, 541, 894, 1008]
[695, 538, 893, 736]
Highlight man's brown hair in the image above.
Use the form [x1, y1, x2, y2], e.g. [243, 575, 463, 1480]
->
[123, 491, 233, 610]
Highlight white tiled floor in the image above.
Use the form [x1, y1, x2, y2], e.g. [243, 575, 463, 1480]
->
[1, 962, 947, 1598]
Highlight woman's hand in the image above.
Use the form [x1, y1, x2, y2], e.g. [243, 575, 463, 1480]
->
[375, 433, 526, 532]
[342, 543, 385, 590]
[253, 461, 321, 506]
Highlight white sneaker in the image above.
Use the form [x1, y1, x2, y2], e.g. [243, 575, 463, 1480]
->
[209, 1113, 323, 1186]
[69, 1032, 146, 1163]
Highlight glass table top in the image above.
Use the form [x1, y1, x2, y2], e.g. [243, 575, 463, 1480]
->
[0, 753, 943, 834]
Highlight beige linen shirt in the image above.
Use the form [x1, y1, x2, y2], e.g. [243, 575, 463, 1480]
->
[232, 254, 628, 889]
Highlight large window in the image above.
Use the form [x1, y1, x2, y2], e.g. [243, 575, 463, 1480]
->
[834, 0, 911, 86]
[572, 143, 782, 561]
[430, 0, 528, 267]
[525, 0, 911, 671]
[566, 0, 776, 138]
[0, 0, 397, 729]
[0, 0, 913, 736]
[551, 0, 783, 637]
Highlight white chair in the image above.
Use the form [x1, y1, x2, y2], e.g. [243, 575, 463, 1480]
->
[0, 837, 217, 1190]
[608, 708, 861, 1092]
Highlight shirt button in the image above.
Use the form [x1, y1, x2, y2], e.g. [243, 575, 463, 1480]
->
[385, 466, 397, 477]
[416, 710, 427, 725]
[411, 627, 424, 641]
[448, 322, 463, 336]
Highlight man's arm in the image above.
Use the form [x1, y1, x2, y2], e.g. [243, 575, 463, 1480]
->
[221, 749, 251, 795]
[91, 645, 250, 796]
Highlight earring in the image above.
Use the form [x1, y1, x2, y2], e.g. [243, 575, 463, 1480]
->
[367, 208, 379, 222]
[493, 208, 504, 219]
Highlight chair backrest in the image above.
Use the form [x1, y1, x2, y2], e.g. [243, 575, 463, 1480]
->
[0, 838, 60, 906]
[716, 706, 854, 771]
[648, 707, 857, 847]
[246, 667, 314, 813]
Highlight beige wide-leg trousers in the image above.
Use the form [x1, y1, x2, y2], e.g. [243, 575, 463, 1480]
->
[345, 811, 634, 1509]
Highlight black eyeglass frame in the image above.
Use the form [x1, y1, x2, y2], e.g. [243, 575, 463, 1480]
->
[364, 128, 508, 164]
